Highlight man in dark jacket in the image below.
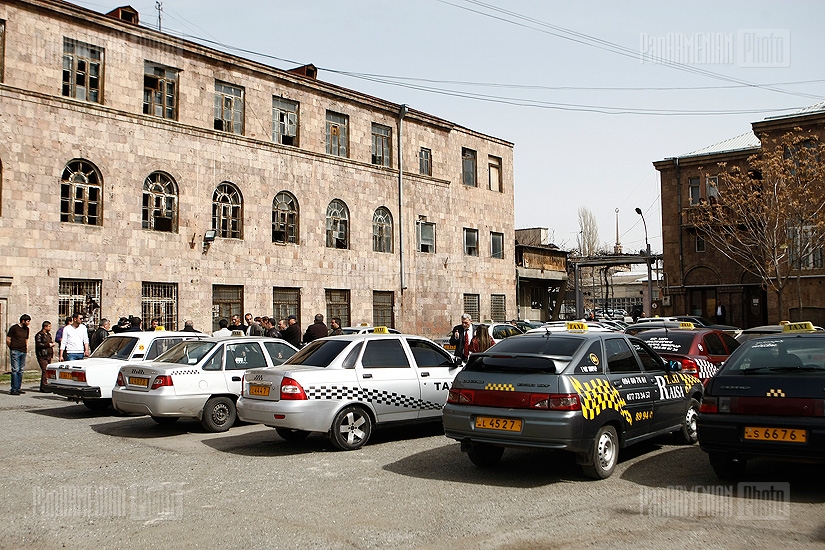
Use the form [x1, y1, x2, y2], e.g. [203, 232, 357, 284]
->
[281, 315, 302, 348]
[89, 318, 110, 352]
[303, 314, 328, 345]
[448, 313, 474, 363]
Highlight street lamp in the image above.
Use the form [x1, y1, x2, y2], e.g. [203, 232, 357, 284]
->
[635, 207, 654, 317]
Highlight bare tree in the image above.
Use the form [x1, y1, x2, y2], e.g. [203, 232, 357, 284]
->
[688, 129, 825, 320]
[577, 207, 600, 257]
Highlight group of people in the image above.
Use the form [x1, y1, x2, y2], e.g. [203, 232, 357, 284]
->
[210, 312, 343, 349]
[448, 313, 496, 363]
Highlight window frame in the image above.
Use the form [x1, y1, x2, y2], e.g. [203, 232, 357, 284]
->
[60, 159, 103, 226]
[373, 291, 395, 328]
[214, 81, 244, 134]
[325, 111, 349, 158]
[272, 191, 299, 244]
[688, 176, 701, 205]
[141, 281, 178, 330]
[325, 199, 349, 249]
[142, 171, 178, 232]
[62, 37, 104, 103]
[463, 294, 480, 322]
[325, 288, 351, 328]
[488, 155, 502, 192]
[491, 231, 504, 259]
[417, 220, 436, 253]
[696, 234, 706, 253]
[371, 123, 392, 167]
[372, 207, 393, 253]
[462, 147, 477, 187]
[143, 62, 178, 120]
[419, 147, 432, 176]
[463, 228, 479, 256]
[272, 96, 299, 146]
[0, 20, 5, 84]
[212, 182, 243, 239]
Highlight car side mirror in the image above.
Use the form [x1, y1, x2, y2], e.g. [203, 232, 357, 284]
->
[452, 355, 463, 368]
[667, 360, 681, 372]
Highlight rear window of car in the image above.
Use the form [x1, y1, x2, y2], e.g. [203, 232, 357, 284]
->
[156, 340, 217, 364]
[464, 354, 558, 374]
[286, 339, 351, 367]
[722, 336, 825, 374]
[638, 332, 695, 354]
[90, 336, 138, 360]
[486, 335, 584, 356]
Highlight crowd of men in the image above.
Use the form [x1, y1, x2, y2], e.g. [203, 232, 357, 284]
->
[211, 313, 342, 349]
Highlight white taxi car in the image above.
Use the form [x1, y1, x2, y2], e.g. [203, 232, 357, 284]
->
[237, 332, 462, 450]
[112, 336, 297, 432]
[46, 331, 205, 410]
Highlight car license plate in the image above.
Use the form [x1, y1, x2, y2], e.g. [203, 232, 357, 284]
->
[744, 427, 806, 443]
[128, 377, 149, 388]
[59, 371, 73, 380]
[248, 384, 270, 397]
[475, 416, 522, 432]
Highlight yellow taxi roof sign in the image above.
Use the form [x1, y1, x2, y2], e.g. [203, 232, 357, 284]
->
[566, 321, 588, 333]
[231, 330, 245, 337]
[782, 321, 816, 333]
[678, 322, 695, 330]
[373, 326, 389, 334]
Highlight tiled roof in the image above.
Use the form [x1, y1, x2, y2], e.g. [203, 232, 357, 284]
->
[680, 132, 761, 158]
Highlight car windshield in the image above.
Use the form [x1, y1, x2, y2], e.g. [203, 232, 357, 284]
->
[638, 332, 695, 354]
[722, 336, 825, 374]
[489, 335, 585, 356]
[285, 339, 351, 367]
[155, 340, 217, 365]
[341, 328, 362, 334]
[90, 336, 138, 360]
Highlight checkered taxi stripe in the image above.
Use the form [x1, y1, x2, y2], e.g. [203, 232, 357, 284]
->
[570, 377, 633, 425]
[485, 383, 515, 391]
[170, 369, 200, 376]
[695, 358, 719, 379]
[306, 385, 443, 410]
[766, 388, 786, 397]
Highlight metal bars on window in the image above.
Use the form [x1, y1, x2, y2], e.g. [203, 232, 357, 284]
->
[325, 289, 351, 328]
[142, 282, 178, 330]
[212, 285, 243, 332]
[58, 279, 102, 327]
[491, 294, 506, 322]
[463, 294, 480, 322]
[272, 287, 300, 321]
[373, 291, 395, 328]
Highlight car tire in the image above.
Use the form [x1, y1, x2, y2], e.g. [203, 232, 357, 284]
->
[467, 443, 504, 468]
[674, 398, 700, 445]
[582, 425, 618, 479]
[151, 416, 180, 425]
[82, 398, 111, 411]
[276, 428, 311, 442]
[709, 453, 747, 479]
[200, 396, 237, 433]
[330, 406, 372, 450]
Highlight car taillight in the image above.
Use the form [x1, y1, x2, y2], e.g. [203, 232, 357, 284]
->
[46, 369, 56, 380]
[679, 358, 698, 376]
[546, 393, 581, 411]
[699, 396, 718, 413]
[240, 374, 245, 397]
[448, 388, 475, 405]
[72, 371, 86, 382]
[280, 377, 307, 400]
[150, 375, 173, 390]
[116, 372, 125, 387]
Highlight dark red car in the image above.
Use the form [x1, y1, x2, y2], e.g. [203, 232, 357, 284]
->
[636, 328, 740, 381]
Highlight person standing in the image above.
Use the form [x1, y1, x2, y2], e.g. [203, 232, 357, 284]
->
[54, 315, 71, 347]
[212, 319, 232, 337]
[715, 302, 727, 325]
[262, 317, 281, 339]
[59, 312, 90, 361]
[181, 320, 200, 333]
[469, 324, 495, 354]
[6, 314, 31, 395]
[34, 320, 55, 392]
[281, 315, 302, 348]
[89, 318, 110, 352]
[123, 316, 143, 332]
[228, 315, 246, 334]
[448, 313, 474, 363]
[303, 314, 328, 345]
[246, 313, 263, 336]
[329, 317, 343, 336]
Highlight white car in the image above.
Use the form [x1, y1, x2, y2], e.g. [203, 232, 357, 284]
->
[112, 337, 298, 431]
[46, 331, 205, 410]
[237, 333, 462, 450]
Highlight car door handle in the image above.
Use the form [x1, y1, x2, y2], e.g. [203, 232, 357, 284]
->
[362, 373, 373, 379]
[420, 372, 430, 377]
[232, 376, 241, 382]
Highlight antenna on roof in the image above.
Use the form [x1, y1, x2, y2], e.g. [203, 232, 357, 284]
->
[156, 1, 163, 31]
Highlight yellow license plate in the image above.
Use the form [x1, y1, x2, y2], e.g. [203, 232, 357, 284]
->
[59, 371, 73, 380]
[475, 416, 522, 432]
[249, 385, 270, 397]
[128, 377, 149, 387]
[744, 427, 807, 443]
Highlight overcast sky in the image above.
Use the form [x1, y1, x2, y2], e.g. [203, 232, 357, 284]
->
[73, 0, 825, 255]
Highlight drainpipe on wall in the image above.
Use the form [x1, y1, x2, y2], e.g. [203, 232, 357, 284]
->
[398, 105, 408, 295]
[674, 157, 684, 299]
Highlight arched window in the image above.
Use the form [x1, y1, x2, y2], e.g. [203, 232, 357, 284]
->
[212, 182, 242, 239]
[325, 199, 349, 249]
[373, 207, 393, 253]
[142, 171, 178, 232]
[61, 159, 102, 225]
[272, 191, 298, 244]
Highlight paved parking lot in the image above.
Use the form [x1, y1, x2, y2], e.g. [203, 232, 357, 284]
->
[2, 383, 825, 549]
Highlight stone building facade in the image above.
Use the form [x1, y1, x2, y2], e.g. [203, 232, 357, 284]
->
[0, 1, 515, 368]
[653, 103, 825, 328]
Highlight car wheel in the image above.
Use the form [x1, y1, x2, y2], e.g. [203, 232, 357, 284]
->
[82, 398, 111, 411]
[151, 416, 180, 425]
[467, 443, 504, 468]
[709, 453, 747, 479]
[582, 425, 619, 479]
[200, 396, 237, 433]
[330, 406, 372, 450]
[276, 428, 311, 442]
[674, 398, 700, 445]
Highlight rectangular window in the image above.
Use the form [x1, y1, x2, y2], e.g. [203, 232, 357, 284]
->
[371, 123, 391, 167]
[788, 226, 824, 270]
[706, 176, 719, 203]
[488, 155, 502, 192]
[463, 294, 480, 322]
[0, 20, 5, 83]
[373, 291, 395, 329]
[59, 279, 102, 328]
[325, 289, 351, 328]
[417, 219, 435, 253]
[463, 228, 479, 256]
[696, 234, 706, 253]
[143, 63, 178, 120]
[462, 148, 477, 186]
[214, 81, 244, 134]
[272, 287, 300, 321]
[141, 282, 178, 330]
[272, 96, 298, 146]
[212, 285, 243, 333]
[689, 177, 700, 205]
[419, 148, 432, 176]
[62, 38, 104, 103]
[491, 294, 506, 322]
[491, 231, 504, 259]
[326, 111, 349, 157]
[530, 287, 543, 309]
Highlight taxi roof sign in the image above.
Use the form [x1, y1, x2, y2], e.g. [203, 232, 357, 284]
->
[372, 326, 389, 334]
[231, 330, 246, 337]
[782, 321, 816, 333]
[678, 322, 695, 330]
[566, 321, 588, 333]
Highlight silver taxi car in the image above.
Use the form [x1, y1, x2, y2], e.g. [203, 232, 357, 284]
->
[443, 323, 703, 479]
[112, 336, 297, 432]
[237, 332, 462, 450]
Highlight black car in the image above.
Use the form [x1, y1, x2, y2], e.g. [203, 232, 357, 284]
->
[697, 323, 825, 478]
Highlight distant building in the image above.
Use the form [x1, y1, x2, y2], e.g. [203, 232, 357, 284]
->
[514, 229, 568, 321]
